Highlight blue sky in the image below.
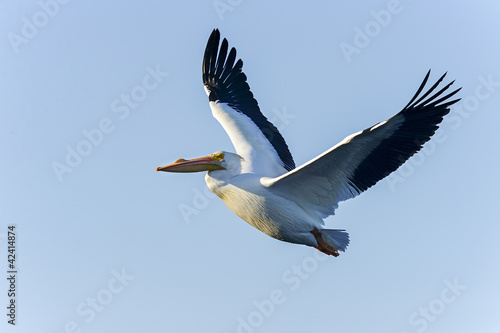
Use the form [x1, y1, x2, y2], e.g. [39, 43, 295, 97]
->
[1, 1, 499, 332]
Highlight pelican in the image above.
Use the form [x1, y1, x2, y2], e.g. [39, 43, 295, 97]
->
[157, 29, 460, 257]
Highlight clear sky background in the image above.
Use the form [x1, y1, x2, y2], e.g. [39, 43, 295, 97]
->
[1, 1, 499, 332]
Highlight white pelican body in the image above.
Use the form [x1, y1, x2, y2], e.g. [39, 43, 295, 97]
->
[205, 165, 328, 250]
[157, 30, 460, 257]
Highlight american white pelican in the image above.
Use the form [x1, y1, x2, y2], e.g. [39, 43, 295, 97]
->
[157, 29, 460, 257]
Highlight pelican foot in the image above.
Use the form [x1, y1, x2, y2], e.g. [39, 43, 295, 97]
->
[311, 229, 340, 257]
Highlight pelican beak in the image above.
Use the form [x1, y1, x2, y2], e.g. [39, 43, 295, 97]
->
[156, 155, 225, 173]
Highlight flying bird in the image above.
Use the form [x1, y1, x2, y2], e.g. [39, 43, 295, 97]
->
[157, 29, 460, 257]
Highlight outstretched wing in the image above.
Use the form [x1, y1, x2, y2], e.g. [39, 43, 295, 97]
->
[262, 71, 461, 218]
[203, 29, 295, 175]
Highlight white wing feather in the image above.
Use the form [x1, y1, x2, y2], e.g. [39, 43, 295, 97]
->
[209, 101, 287, 176]
[261, 116, 403, 218]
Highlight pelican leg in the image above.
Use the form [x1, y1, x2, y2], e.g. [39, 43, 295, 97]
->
[311, 229, 339, 257]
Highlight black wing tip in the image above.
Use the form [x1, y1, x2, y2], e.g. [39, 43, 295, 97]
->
[349, 70, 461, 192]
[203, 30, 240, 87]
[202, 30, 250, 106]
[201, 29, 296, 171]
[210, 29, 220, 40]
[404, 70, 462, 111]
[208, 29, 220, 48]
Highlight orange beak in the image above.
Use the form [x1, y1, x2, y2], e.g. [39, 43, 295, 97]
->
[156, 155, 225, 173]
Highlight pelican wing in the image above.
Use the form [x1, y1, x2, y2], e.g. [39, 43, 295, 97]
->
[262, 71, 461, 218]
[203, 29, 295, 174]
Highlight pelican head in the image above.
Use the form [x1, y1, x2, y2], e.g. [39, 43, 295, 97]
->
[156, 151, 242, 175]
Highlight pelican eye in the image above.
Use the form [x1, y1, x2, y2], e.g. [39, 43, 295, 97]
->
[211, 153, 224, 161]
